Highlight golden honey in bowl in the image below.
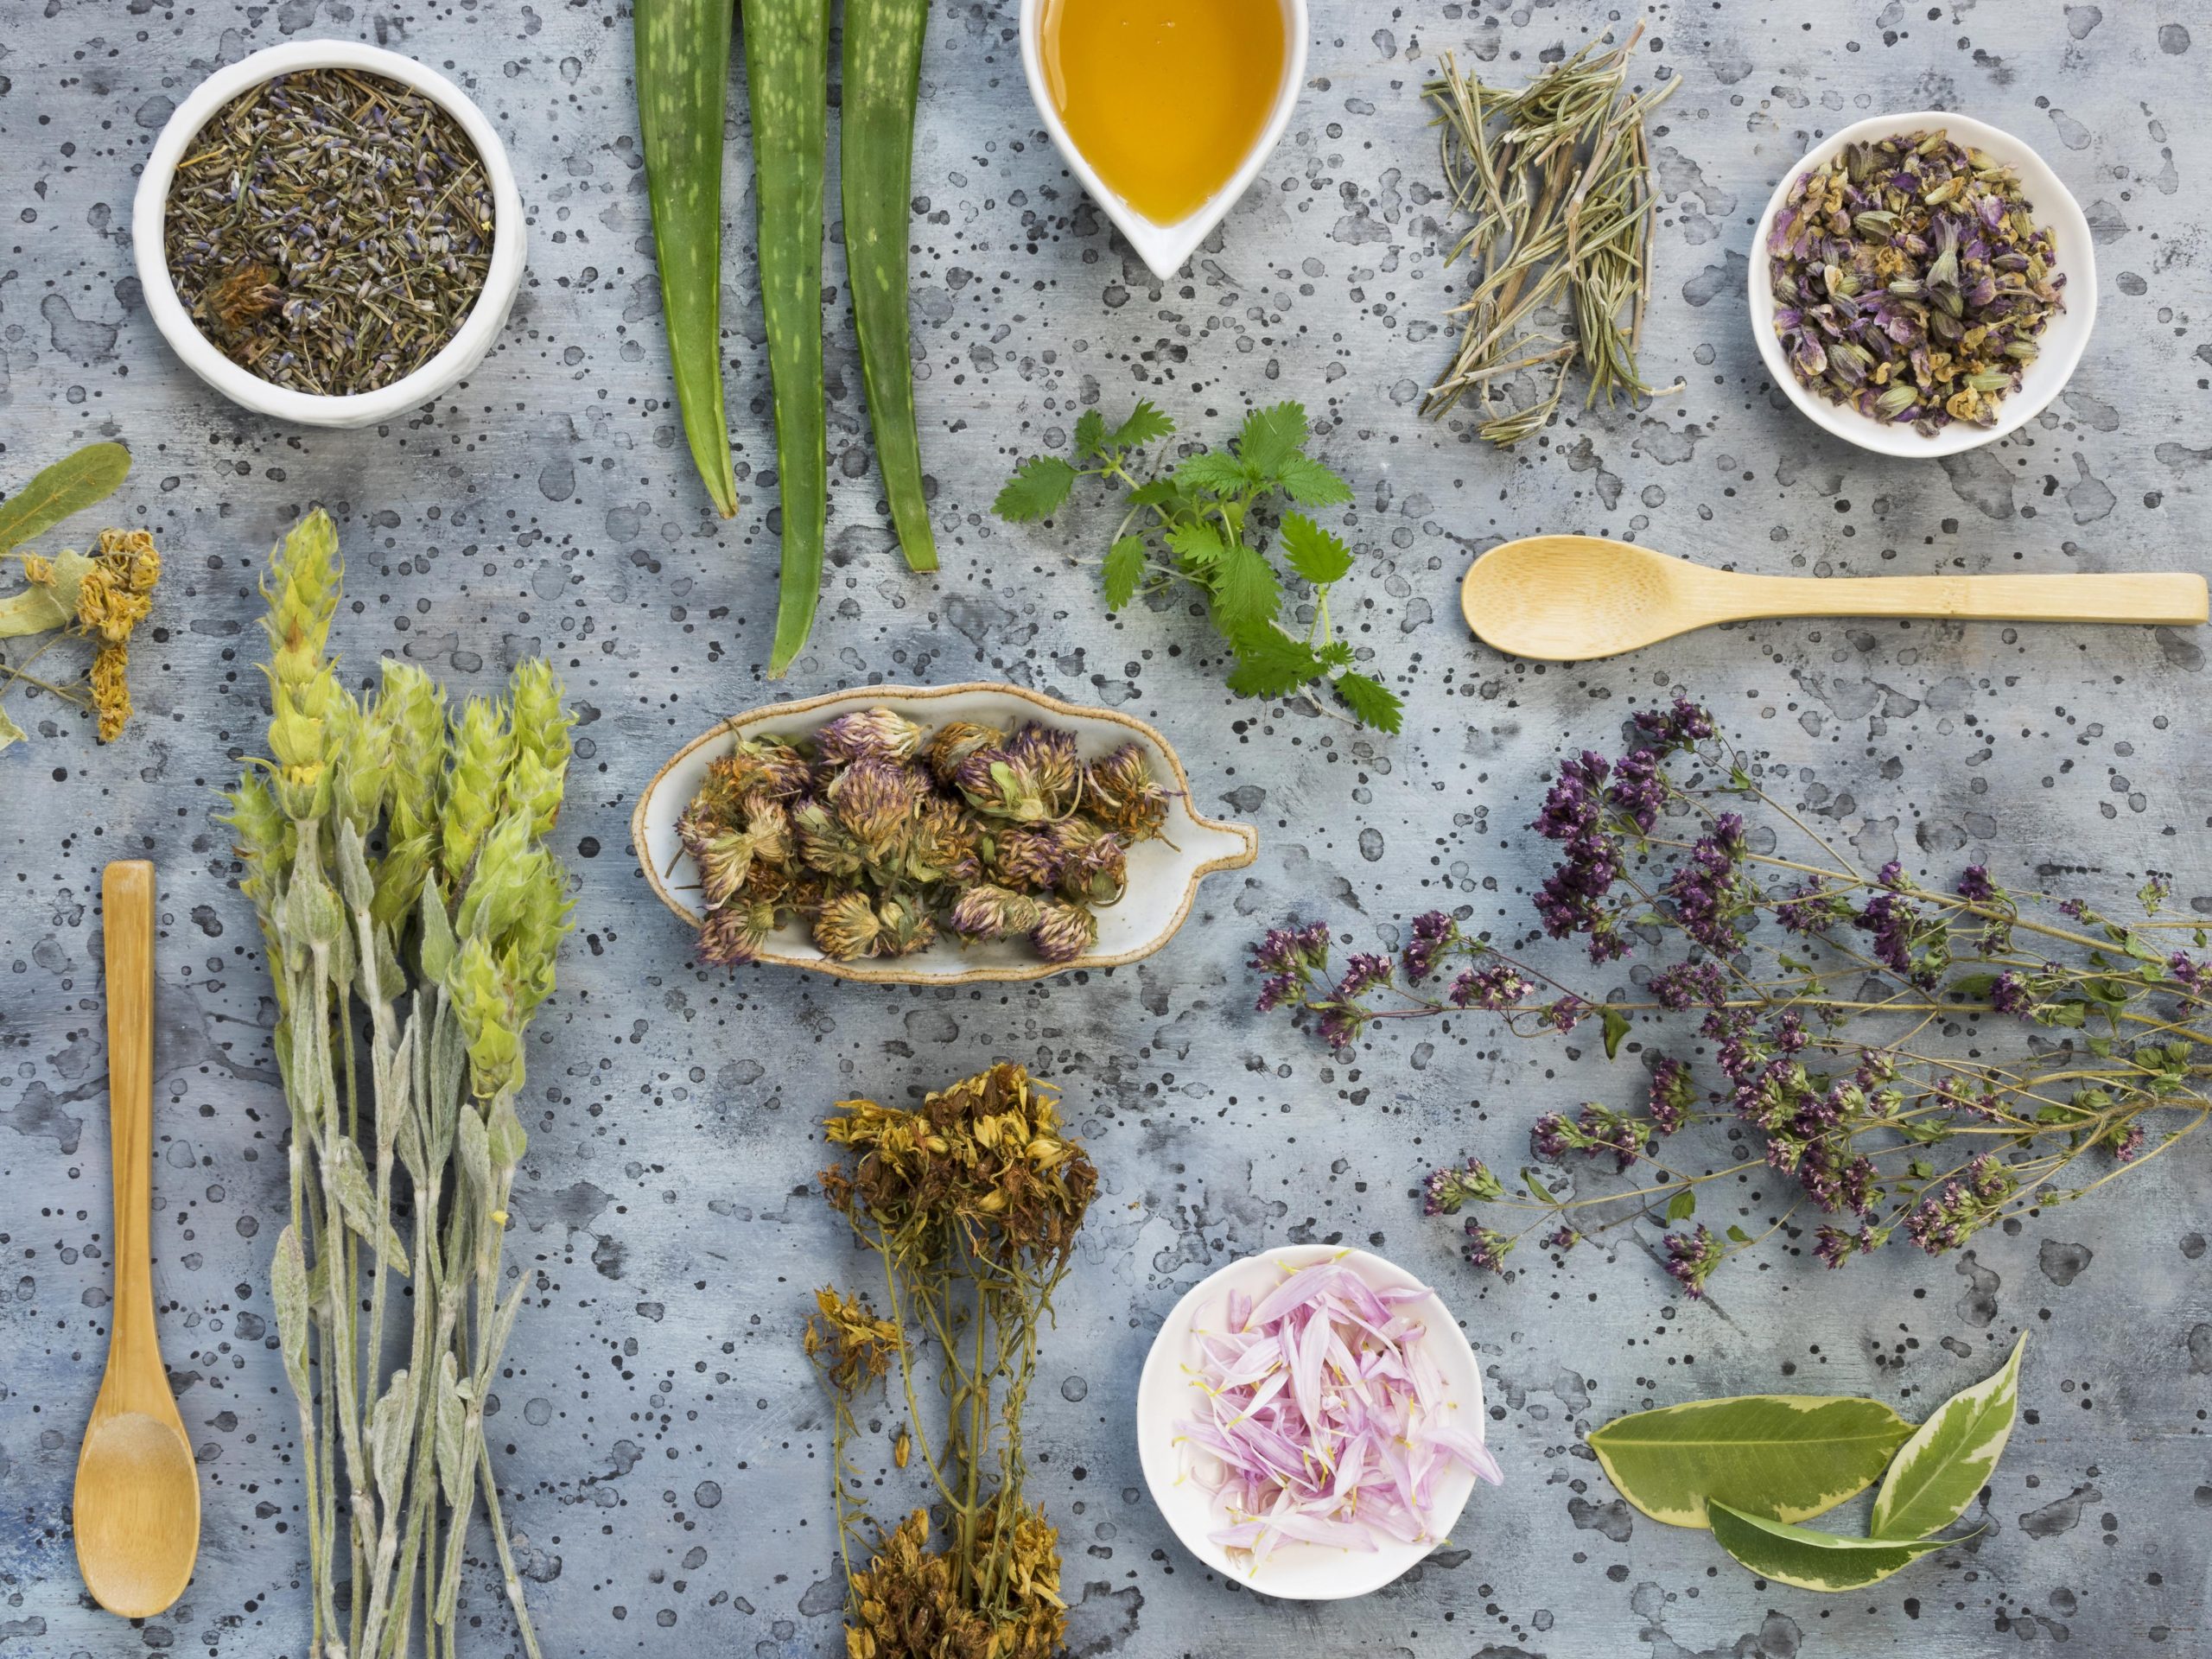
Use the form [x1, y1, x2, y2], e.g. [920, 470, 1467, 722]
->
[1038, 0, 1290, 226]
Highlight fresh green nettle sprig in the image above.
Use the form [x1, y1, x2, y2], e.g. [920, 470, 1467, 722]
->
[226, 510, 572, 1659]
[994, 401, 1404, 734]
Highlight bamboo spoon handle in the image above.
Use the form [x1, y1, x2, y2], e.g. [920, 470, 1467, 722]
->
[1726, 571, 2209, 626]
[101, 860, 160, 1402]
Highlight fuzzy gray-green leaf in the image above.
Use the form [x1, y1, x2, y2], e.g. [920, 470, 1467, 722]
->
[1870, 1332, 2027, 1541]
[272, 1224, 312, 1404]
[1707, 1501, 1961, 1592]
[1588, 1394, 1910, 1529]
[434, 1352, 468, 1507]
[370, 1368, 415, 1511]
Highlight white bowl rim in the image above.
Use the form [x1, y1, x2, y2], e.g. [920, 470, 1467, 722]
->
[629, 681, 1261, 987]
[1746, 109, 2097, 458]
[1017, 0, 1311, 282]
[1135, 1243, 1491, 1600]
[130, 39, 526, 426]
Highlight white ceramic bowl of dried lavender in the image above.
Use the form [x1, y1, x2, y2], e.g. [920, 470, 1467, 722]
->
[1749, 111, 2095, 458]
[133, 41, 525, 429]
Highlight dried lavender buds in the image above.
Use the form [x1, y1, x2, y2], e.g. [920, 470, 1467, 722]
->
[679, 707, 1173, 969]
[164, 68, 495, 396]
[1768, 129, 2064, 435]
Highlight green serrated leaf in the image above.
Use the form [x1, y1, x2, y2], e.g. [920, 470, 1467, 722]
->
[1223, 629, 1320, 699]
[1666, 1188, 1697, 1222]
[1165, 520, 1226, 568]
[1726, 1224, 1751, 1243]
[1175, 451, 1251, 495]
[0, 441, 130, 553]
[1127, 479, 1184, 510]
[992, 454, 1079, 522]
[1600, 1004, 1631, 1060]
[1870, 1332, 2025, 1540]
[1102, 537, 1147, 610]
[1278, 513, 1356, 586]
[1113, 399, 1175, 448]
[1073, 409, 1110, 461]
[1313, 639, 1355, 670]
[1211, 542, 1282, 636]
[1237, 402, 1309, 476]
[1332, 671, 1403, 734]
[1588, 1395, 1912, 1529]
[1707, 1501, 1959, 1591]
[1275, 454, 1354, 507]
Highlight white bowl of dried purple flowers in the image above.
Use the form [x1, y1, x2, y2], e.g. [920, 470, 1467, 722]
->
[133, 41, 525, 428]
[1749, 111, 2095, 457]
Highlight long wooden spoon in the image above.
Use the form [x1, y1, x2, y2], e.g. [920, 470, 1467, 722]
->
[1461, 534, 2209, 661]
[73, 860, 199, 1618]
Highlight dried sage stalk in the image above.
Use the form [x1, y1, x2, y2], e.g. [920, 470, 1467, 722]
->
[227, 510, 571, 1658]
[1422, 24, 1681, 442]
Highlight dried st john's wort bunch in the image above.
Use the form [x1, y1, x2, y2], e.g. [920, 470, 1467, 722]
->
[1769, 129, 2063, 433]
[226, 510, 573, 1659]
[807, 1064, 1096, 1659]
[678, 706, 1172, 969]
[0, 442, 156, 750]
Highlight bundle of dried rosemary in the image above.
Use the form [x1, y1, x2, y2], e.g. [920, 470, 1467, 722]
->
[1422, 25, 1681, 443]
[807, 1064, 1096, 1659]
[226, 511, 572, 1658]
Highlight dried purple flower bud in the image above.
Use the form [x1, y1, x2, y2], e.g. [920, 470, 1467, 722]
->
[1084, 742, 1171, 841]
[1462, 1224, 1515, 1274]
[1662, 1224, 1725, 1299]
[1006, 721, 1081, 810]
[1029, 902, 1096, 965]
[813, 890, 883, 961]
[989, 827, 1064, 890]
[1421, 1157, 1503, 1217]
[829, 757, 925, 853]
[699, 901, 774, 967]
[924, 719, 1007, 784]
[945, 884, 1044, 943]
[812, 708, 924, 765]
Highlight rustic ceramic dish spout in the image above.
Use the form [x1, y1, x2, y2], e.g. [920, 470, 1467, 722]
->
[633, 682, 1258, 984]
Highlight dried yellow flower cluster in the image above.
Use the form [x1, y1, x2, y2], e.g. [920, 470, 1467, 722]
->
[1, 525, 162, 745]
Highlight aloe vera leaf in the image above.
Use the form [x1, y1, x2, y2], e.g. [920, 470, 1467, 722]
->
[0, 441, 130, 553]
[741, 0, 831, 677]
[635, 0, 741, 518]
[842, 0, 937, 573]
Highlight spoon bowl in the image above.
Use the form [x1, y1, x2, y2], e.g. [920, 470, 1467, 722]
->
[75, 1409, 200, 1618]
[1462, 535, 2208, 662]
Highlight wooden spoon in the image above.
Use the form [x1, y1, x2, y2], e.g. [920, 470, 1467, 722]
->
[1461, 534, 2209, 662]
[73, 861, 199, 1618]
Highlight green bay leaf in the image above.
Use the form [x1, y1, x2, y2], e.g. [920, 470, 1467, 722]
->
[0, 441, 130, 553]
[1870, 1332, 2026, 1540]
[1588, 1394, 1910, 1529]
[1707, 1501, 1961, 1592]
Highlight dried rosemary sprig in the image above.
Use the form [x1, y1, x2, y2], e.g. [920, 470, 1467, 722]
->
[681, 707, 1173, 969]
[0, 442, 153, 750]
[807, 1064, 1096, 1659]
[227, 510, 572, 1658]
[1421, 25, 1681, 443]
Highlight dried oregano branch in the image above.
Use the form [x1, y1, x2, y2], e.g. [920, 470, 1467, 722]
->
[1253, 699, 2208, 1299]
[227, 510, 572, 1657]
[806, 1063, 1095, 1659]
[1422, 24, 1681, 443]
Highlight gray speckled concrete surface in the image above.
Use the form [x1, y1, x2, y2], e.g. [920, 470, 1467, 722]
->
[3, 1, 2209, 1654]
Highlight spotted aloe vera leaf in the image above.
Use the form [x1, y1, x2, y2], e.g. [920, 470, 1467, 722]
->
[1588, 1394, 1910, 1529]
[842, 0, 937, 573]
[1870, 1332, 2027, 1541]
[635, 0, 741, 518]
[741, 0, 831, 677]
[1707, 1501, 1962, 1592]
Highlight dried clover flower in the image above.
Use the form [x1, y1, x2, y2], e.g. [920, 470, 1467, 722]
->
[1768, 128, 2063, 434]
[682, 707, 1172, 971]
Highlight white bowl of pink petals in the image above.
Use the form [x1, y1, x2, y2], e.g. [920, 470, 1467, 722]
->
[1135, 1245, 1503, 1599]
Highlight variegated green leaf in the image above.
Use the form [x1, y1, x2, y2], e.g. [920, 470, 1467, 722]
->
[1589, 1394, 1910, 1529]
[1871, 1332, 2027, 1540]
[1708, 1501, 1963, 1592]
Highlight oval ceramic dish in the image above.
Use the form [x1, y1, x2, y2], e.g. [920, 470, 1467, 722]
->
[1748, 111, 2095, 458]
[632, 683, 1258, 985]
[1018, 0, 1309, 282]
[132, 41, 526, 429]
[1135, 1244, 1491, 1600]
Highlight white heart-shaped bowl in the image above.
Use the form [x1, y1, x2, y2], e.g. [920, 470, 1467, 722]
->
[632, 682, 1258, 985]
[132, 41, 525, 429]
[1748, 111, 2096, 457]
[1019, 0, 1309, 281]
[1135, 1245, 1493, 1601]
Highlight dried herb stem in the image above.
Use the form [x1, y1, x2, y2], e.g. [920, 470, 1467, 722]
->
[1423, 24, 1681, 442]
